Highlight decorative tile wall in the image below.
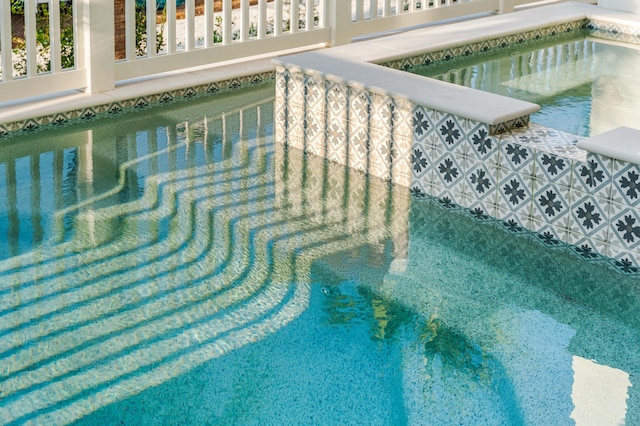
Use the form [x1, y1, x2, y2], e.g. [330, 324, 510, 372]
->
[274, 64, 640, 276]
[0, 71, 276, 140]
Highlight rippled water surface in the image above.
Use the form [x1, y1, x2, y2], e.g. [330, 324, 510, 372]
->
[0, 84, 639, 425]
[409, 30, 640, 137]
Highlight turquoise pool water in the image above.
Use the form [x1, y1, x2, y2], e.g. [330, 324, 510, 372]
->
[409, 30, 640, 137]
[0, 84, 639, 424]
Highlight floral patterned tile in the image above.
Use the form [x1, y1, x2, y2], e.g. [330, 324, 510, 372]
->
[609, 202, 640, 251]
[611, 159, 640, 208]
[606, 245, 640, 275]
[572, 154, 613, 199]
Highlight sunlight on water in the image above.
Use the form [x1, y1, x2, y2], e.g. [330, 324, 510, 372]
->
[410, 30, 640, 137]
[0, 83, 639, 425]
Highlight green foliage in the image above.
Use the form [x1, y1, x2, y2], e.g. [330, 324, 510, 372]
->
[11, 0, 24, 14]
[135, 7, 166, 57]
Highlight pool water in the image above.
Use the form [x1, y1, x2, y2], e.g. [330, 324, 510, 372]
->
[0, 84, 639, 425]
[409, 30, 640, 137]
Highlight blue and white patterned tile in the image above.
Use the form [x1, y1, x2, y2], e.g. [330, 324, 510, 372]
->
[392, 98, 415, 142]
[369, 134, 393, 181]
[435, 115, 466, 152]
[370, 92, 394, 131]
[348, 88, 372, 127]
[495, 210, 531, 235]
[606, 245, 640, 275]
[410, 179, 431, 200]
[414, 172, 441, 198]
[572, 154, 613, 197]
[285, 110, 306, 151]
[285, 70, 306, 108]
[532, 182, 572, 225]
[497, 171, 534, 216]
[565, 233, 610, 260]
[433, 151, 465, 192]
[570, 191, 610, 243]
[305, 74, 325, 111]
[467, 124, 497, 161]
[498, 140, 535, 178]
[611, 160, 640, 208]
[410, 144, 436, 182]
[326, 118, 348, 164]
[452, 190, 476, 211]
[609, 202, 640, 251]
[465, 161, 498, 203]
[530, 221, 567, 251]
[466, 199, 497, 223]
[534, 151, 573, 189]
[347, 124, 370, 173]
[433, 189, 466, 211]
[566, 240, 606, 263]
[325, 80, 348, 123]
[411, 105, 436, 145]
[392, 149, 413, 189]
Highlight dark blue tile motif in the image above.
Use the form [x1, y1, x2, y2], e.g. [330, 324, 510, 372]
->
[540, 153, 566, 175]
[616, 215, 640, 244]
[413, 110, 430, 136]
[470, 207, 490, 221]
[613, 258, 640, 274]
[538, 231, 560, 246]
[437, 196, 456, 209]
[412, 148, 428, 173]
[505, 143, 529, 165]
[576, 201, 602, 230]
[471, 129, 492, 155]
[470, 169, 491, 194]
[53, 116, 69, 126]
[22, 121, 39, 132]
[574, 244, 599, 259]
[619, 170, 639, 200]
[580, 159, 605, 188]
[538, 190, 563, 217]
[438, 158, 459, 183]
[411, 186, 427, 198]
[80, 110, 96, 120]
[439, 120, 461, 145]
[502, 219, 526, 233]
[503, 179, 526, 205]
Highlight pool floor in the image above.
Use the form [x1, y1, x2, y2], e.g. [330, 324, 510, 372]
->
[0, 85, 639, 425]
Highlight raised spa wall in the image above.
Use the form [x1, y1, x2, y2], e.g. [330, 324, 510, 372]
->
[273, 20, 640, 276]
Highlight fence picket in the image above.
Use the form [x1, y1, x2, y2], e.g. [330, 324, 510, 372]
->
[0, 0, 11, 81]
[0, 0, 561, 103]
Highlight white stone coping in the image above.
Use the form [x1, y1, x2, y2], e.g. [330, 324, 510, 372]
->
[577, 126, 640, 164]
[273, 50, 540, 126]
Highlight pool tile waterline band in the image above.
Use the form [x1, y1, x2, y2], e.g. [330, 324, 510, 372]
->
[274, 19, 640, 276]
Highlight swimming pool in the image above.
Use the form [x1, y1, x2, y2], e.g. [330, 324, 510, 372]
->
[1, 83, 639, 424]
[408, 29, 640, 138]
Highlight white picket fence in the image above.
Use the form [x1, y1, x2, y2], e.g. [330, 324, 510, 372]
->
[0, 0, 551, 103]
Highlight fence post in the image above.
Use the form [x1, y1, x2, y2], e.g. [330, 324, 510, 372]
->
[82, 0, 115, 94]
[329, 0, 352, 46]
[498, 0, 515, 13]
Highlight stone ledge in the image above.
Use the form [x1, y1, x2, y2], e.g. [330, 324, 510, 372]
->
[273, 51, 540, 127]
[577, 126, 640, 165]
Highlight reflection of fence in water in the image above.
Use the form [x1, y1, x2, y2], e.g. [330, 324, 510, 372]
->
[0, 101, 409, 424]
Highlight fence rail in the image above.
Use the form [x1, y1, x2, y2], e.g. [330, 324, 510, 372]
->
[0, 0, 558, 104]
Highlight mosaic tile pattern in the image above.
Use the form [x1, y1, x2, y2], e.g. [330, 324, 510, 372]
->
[0, 71, 276, 140]
[276, 57, 640, 276]
[379, 20, 590, 71]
